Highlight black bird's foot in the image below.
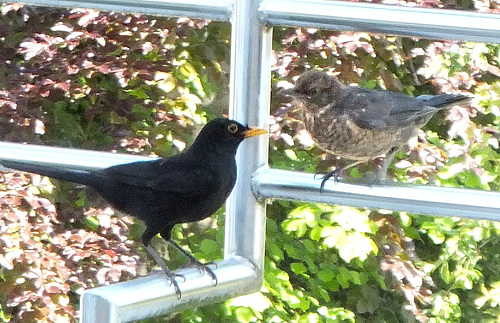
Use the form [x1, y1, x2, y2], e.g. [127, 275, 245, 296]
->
[152, 269, 185, 299]
[151, 268, 186, 282]
[183, 259, 218, 286]
[168, 240, 218, 286]
[146, 244, 185, 299]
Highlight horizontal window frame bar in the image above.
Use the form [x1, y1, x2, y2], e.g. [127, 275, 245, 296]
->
[80, 257, 259, 322]
[252, 167, 500, 221]
[260, 0, 500, 43]
[14, 0, 500, 43]
[15, 0, 233, 21]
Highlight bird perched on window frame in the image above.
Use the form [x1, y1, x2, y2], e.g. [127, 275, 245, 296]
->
[279, 70, 470, 190]
[0, 118, 268, 298]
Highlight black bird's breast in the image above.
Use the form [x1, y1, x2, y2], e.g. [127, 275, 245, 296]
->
[179, 161, 237, 223]
[87, 155, 238, 228]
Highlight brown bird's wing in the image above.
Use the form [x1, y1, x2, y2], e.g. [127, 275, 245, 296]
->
[338, 87, 439, 130]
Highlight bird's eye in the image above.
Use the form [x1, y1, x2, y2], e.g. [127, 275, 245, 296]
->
[228, 123, 239, 133]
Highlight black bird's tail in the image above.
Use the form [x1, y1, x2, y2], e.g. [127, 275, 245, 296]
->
[1, 160, 95, 186]
[417, 94, 471, 108]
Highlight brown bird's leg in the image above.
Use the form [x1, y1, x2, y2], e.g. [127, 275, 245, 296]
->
[145, 244, 185, 299]
[378, 147, 399, 181]
[168, 240, 218, 286]
[319, 160, 366, 192]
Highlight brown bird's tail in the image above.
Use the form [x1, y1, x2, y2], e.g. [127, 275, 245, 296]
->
[416, 94, 470, 108]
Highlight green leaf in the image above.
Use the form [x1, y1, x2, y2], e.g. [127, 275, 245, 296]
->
[154, 71, 177, 93]
[337, 233, 377, 262]
[310, 226, 322, 241]
[85, 216, 99, 232]
[268, 243, 284, 261]
[234, 307, 255, 322]
[126, 88, 149, 99]
[440, 262, 452, 284]
[291, 262, 307, 275]
[317, 269, 335, 282]
[464, 172, 481, 188]
[282, 218, 308, 237]
[200, 239, 218, 255]
[284, 149, 298, 160]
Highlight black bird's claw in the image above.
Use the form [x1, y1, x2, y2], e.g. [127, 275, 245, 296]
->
[164, 272, 185, 299]
[168, 240, 218, 286]
[151, 269, 185, 299]
[146, 244, 186, 299]
[203, 264, 218, 286]
[184, 260, 218, 286]
[202, 260, 218, 271]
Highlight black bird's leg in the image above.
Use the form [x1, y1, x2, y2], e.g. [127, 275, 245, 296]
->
[145, 244, 185, 299]
[168, 240, 218, 286]
[143, 227, 185, 298]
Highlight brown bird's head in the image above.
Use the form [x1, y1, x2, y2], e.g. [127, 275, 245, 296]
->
[279, 70, 345, 111]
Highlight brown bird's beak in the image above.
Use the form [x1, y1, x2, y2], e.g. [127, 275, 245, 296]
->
[277, 87, 296, 97]
[243, 127, 268, 138]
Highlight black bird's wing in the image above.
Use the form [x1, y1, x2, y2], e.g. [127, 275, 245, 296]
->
[1, 157, 214, 196]
[338, 87, 439, 130]
[101, 157, 214, 195]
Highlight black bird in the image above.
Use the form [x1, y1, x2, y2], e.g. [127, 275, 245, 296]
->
[0, 118, 267, 297]
[280, 70, 470, 189]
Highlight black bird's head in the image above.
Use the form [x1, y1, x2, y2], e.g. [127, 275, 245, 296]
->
[279, 70, 345, 111]
[189, 118, 268, 156]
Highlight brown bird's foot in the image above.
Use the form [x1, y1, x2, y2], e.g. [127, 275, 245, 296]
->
[319, 166, 386, 190]
[360, 172, 386, 185]
[319, 169, 341, 192]
[318, 160, 369, 192]
[169, 240, 218, 286]
[146, 244, 185, 299]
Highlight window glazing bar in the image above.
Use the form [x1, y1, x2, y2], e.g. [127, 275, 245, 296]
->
[15, 0, 232, 21]
[252, 167, 500, 222]
[226, 0, 271, 272]
[79, 257, 257, 322]
[260, 0, 500, 43]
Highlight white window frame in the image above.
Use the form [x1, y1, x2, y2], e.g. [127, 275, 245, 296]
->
[1, 0, 500, 322]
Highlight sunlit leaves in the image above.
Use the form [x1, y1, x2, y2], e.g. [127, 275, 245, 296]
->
[282, 205, 318, 237]
[281, 204, 377, 263]
[153, 71, 176, 93]
[258, 201, 381, 323]
[427, 292, 461, 322]
[476, 283, 500, 309]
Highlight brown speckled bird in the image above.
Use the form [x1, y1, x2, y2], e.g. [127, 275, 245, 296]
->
[280, 70, 470, 189]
